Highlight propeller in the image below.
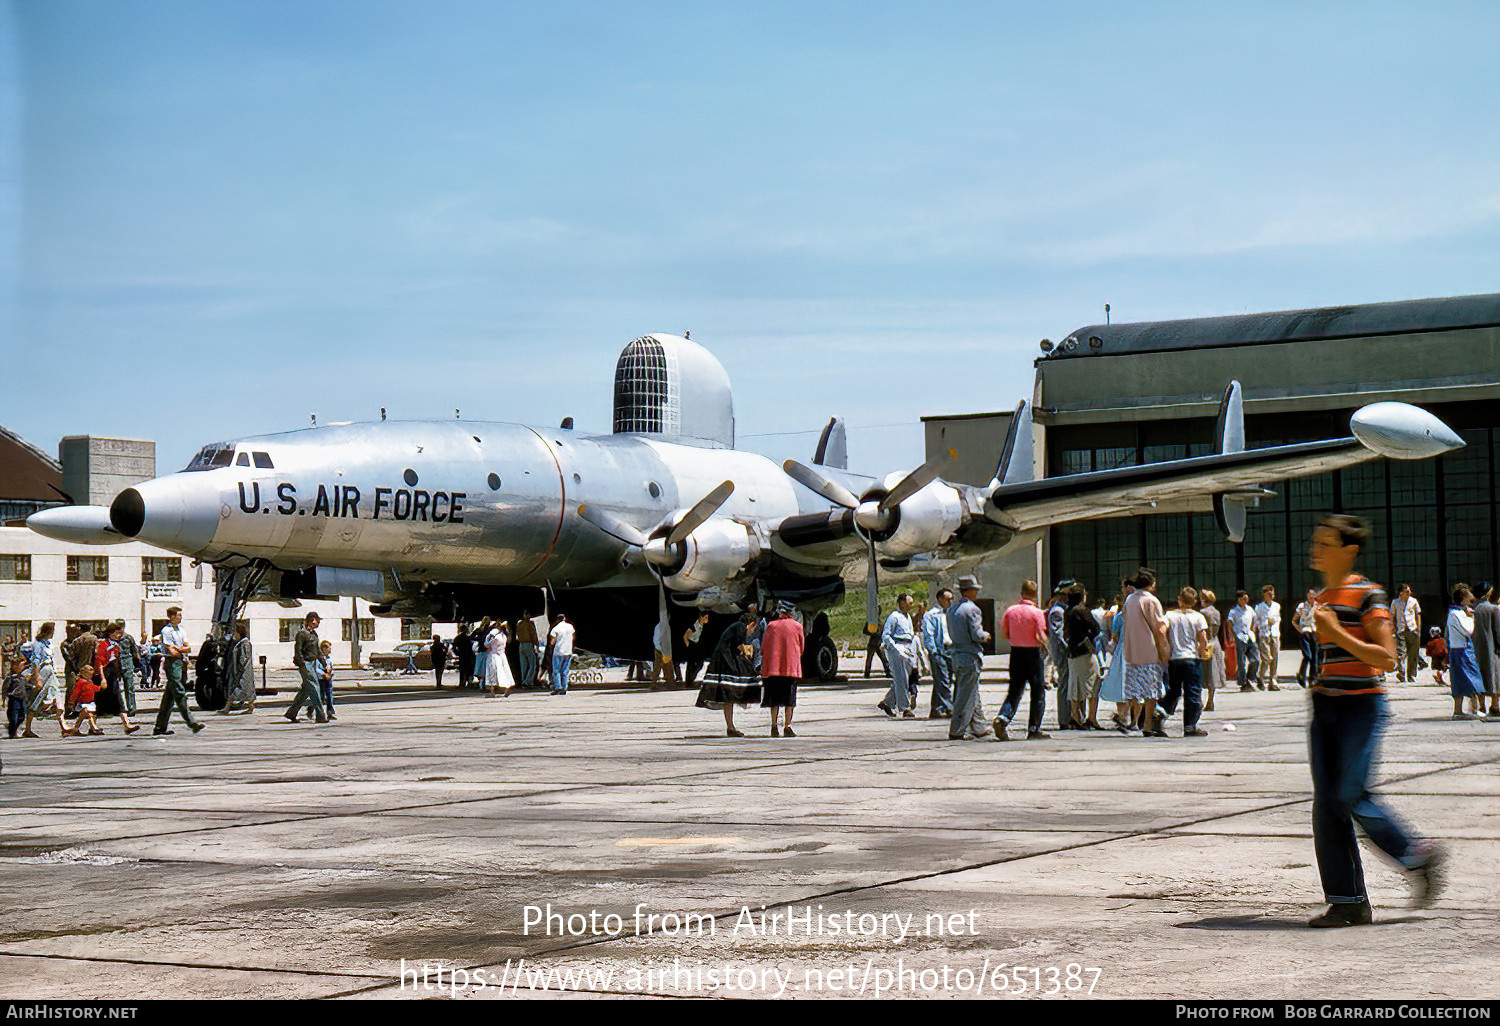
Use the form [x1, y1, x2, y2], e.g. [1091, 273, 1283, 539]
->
[783, 460, 860, 510]
[666, 480, 735, 546]
[577, 481, 736, 667]
[783, 451, 956, 634]
[576, 505, 648, 549]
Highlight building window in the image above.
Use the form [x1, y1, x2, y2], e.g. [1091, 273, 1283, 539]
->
[141, 557, 182, 582]
[0, 621, 30, 647]
[342, 618, 375, 642]
[401, 618, 434, 641]
[0, 555, 30, 581]
[66, 556, 109, 582]
[279, 619, 303, 643]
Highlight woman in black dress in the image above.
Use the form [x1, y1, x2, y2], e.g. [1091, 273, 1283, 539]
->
[696, 612, 762, 737]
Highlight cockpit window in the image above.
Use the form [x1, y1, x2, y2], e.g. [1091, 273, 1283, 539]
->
[183, 444, 236, 472]
[236, 453, 250, 466]
[252, 452, 274, 469]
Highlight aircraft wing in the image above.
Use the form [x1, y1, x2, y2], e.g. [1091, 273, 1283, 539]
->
[987, 438, 1371, 532]
[988, 399, 1465, 534]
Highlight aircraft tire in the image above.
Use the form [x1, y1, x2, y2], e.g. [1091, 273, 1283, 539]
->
[808, 636, 839, 682]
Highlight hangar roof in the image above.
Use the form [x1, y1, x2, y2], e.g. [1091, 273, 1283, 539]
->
[0, 425, 65, 502]
[1046, 292, 1500, 361]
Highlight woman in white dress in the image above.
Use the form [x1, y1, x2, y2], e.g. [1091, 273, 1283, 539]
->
[484, 621, 514, 696]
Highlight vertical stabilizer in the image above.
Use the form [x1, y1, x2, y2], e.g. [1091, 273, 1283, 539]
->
[988, 400, 1035, 487]
[1215, 380, 1245, 455]
[813, 417, 847, 469]
[1213, 381, 1249, 542]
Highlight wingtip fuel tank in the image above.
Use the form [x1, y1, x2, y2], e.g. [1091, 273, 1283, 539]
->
[1350, 402, 1465, 460]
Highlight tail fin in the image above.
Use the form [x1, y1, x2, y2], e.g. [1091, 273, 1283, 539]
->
[1212, 381, 1250, 542]
[1215, 380, 1245, 455]
[988, 400, 1035, 488]
[813, 417, 847, 469]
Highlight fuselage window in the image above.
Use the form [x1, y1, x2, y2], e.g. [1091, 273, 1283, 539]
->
[236, 453, 250, 466]
[253, 452, 274, 469]
[183, 443, 234, 472]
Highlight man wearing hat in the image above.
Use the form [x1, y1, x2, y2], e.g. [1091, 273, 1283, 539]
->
[946, 575, 993, 740]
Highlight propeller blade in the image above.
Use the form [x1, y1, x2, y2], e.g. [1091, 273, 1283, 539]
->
[577, 503, 648, 549]
[782, 460, 860, 510]
[865, 540, 880, 634]
[665, 480, 735, 546]
[879, 449, 956, 511]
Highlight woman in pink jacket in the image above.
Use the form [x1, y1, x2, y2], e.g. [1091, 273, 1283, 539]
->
[759, 604, 805, 738]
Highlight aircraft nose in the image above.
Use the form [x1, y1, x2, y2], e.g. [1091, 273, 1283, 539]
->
[110, 479, 220, 554]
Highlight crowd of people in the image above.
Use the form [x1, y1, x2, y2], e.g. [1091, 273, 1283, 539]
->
[1, 511, 1458, 927]
[428, 612, 576, 696]
[2, 606, 224, 739]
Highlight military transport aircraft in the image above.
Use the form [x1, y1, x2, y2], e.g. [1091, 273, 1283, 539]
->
[27, 333, 1463, 682]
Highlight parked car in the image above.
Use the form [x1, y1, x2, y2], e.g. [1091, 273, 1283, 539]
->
[369, 641, 432, 672]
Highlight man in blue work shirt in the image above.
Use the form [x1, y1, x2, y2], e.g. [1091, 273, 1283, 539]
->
[877, 594, 918, 718]
[153, 607, 203, 736]
[922, 589, 954, 719]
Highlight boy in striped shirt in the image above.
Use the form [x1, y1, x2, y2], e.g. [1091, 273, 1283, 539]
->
[1306, 514, 1444, 927]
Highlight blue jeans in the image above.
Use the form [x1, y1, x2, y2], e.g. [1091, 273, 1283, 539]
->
[1159, 659, 1203, 730]
[1235, 636, 1259, 686]
[1309, 693, 1420, 903]
[520, 644, 538, 687]
[552, 654, 572, 693]
[1298, 631, 1320, 683]
[927, 648, 953, 716]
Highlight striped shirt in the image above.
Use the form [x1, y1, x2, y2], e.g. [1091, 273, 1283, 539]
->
[1314, 574, 1391, 695]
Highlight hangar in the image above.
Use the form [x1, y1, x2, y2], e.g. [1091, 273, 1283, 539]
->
[926, 292, 1500, 635]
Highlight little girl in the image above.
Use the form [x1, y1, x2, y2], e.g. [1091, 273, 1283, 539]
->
[1425, 626, 1448, 688]
[317, 640, 337, 721]
[71, 671, 103, 736]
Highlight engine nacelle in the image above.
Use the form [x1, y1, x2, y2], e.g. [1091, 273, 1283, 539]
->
[659, 518, 761, 593]
[872, 481, 964, 559]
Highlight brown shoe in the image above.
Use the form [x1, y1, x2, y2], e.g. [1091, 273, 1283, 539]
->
[22, 730, 40, 738]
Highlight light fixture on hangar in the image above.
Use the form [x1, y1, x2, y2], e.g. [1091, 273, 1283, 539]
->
[612, 333, 735, 449]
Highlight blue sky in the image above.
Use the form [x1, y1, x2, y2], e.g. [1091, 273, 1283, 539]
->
[4, 1, 1499, 475]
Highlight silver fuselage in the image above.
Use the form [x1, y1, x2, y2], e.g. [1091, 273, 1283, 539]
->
[125, 421, 845, 590]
